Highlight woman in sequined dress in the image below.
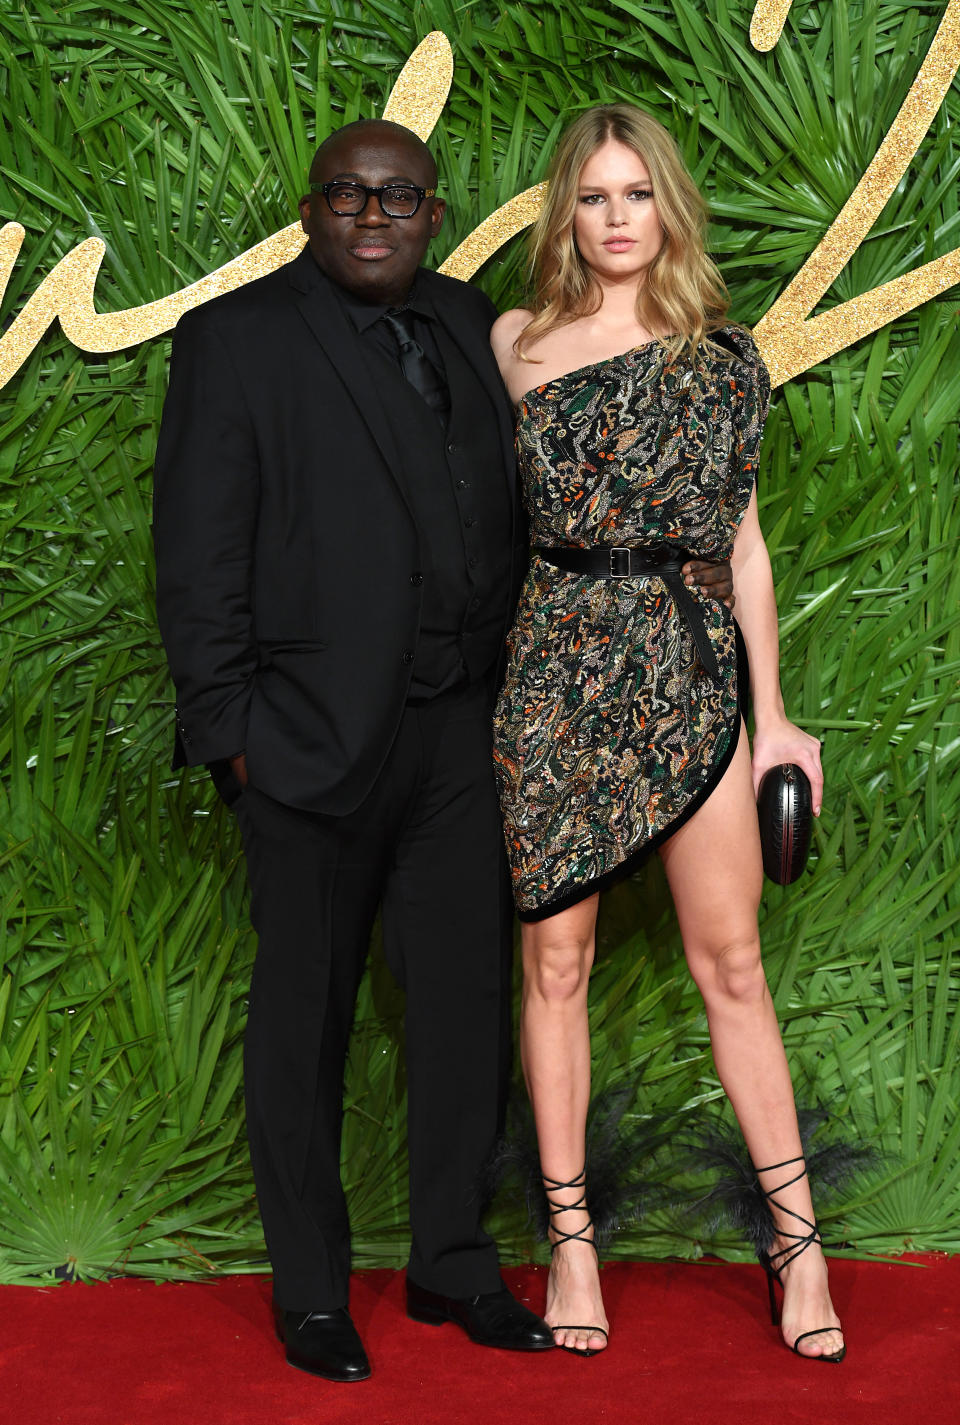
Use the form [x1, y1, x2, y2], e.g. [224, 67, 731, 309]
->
[490, 106, 843, 1362]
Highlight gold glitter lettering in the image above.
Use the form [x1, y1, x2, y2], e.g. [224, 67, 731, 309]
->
[0, 220, 306, 388]
[753, 0, 960, 384]
[0, 16, 958, 391]
[0, 31, 453, 388]
[382, 29, 453, 138]
[438, 184, 548, 281]
[750, 1, 794, 53]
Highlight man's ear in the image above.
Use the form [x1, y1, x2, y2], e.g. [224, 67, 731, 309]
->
[430, 198, 447, 237]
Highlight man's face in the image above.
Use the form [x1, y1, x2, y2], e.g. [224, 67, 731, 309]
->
[299, 125, 446, 306]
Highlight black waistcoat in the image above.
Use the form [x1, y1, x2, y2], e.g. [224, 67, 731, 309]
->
[375, 321, 515, 695]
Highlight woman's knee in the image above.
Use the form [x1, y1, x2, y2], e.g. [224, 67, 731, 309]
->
[687, 932, 766, 1004]
[522, 931, 594, 1005]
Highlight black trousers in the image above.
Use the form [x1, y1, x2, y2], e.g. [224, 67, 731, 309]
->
[231, 679, 514, 1311]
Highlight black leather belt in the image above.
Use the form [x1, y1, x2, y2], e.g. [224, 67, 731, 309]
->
[532, 544, 720, 680]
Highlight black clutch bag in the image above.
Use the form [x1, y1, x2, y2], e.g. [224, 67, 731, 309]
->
[756, 764, 812, 885]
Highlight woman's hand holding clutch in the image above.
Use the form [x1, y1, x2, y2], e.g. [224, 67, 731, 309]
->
[750, 719, 823, 817]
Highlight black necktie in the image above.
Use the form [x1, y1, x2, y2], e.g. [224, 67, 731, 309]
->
[381, 308, 451, 425]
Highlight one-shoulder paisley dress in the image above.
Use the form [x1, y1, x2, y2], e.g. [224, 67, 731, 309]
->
[492, 326, 771, 921]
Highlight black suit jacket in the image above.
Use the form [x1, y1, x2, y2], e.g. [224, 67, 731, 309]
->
[153, 248, 525, 815]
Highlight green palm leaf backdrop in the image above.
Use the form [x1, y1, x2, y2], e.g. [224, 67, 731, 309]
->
[0, 0, 957, 1284]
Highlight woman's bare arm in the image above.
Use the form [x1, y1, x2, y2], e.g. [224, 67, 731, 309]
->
[731, 487, 823, 813]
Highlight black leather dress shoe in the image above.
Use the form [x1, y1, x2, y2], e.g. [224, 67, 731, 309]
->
[273, 1304, 371, 1381]
[406, 1278, 554, 1351]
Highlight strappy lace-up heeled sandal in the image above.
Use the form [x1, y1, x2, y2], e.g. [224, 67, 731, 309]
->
[755, 1155, 846, 1363]
[542, 1169, 609, 1358]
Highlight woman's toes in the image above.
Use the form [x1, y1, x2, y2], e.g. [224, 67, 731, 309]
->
[793, 1327, 844, 1358]
[549, 1323, 608, 1353]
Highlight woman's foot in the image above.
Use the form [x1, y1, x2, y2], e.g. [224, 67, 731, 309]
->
[541, 1171, 609, 1356]
[771, 1235, 844, 1360]
[755, 1156, 845, 1361]
[545, 1232, 609, 1354]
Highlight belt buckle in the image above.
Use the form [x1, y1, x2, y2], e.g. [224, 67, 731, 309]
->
[609, 547, 632, 578]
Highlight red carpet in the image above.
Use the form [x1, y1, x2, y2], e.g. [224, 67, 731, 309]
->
[3, 1259, 956, 1424]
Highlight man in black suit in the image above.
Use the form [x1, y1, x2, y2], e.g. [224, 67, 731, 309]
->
[154, 119, 730, 1382]
[154, 119, 546, 1382]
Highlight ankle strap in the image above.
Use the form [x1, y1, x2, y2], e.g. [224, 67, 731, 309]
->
[754, 1155, 820, 1273]
[542, 1169, 587, 1194]
[753, 1154, 806, 1180]
[542, 1168, 587, 1217]
[542, 1168, 597, 1254]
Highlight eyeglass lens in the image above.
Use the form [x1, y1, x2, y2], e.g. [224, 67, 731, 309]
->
[326, 183, 422, 217]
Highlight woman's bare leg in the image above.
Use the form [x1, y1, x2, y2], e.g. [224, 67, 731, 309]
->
[659, 726, 843, 1357]
[520, 894, 608, 1352]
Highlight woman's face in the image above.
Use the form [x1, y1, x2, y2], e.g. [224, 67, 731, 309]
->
[572, 138, 664, 284]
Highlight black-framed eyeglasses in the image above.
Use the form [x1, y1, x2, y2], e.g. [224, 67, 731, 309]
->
[310, 180, 437, 218]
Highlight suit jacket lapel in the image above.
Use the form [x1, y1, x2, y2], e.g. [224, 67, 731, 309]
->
[286, 251, 405, 485]
[286, 252, 518, 514]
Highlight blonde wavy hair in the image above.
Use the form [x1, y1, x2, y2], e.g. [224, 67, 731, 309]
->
[517, 104, 729, 363]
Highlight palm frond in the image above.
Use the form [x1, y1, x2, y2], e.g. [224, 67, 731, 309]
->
[1, 0, 957, 1279]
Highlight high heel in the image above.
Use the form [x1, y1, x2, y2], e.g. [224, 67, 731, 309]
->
[542, 1169, 609, 1358]
[755, 1154, 846, 1363]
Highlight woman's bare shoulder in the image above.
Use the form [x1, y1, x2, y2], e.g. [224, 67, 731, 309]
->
[490, 307, 534, 362]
